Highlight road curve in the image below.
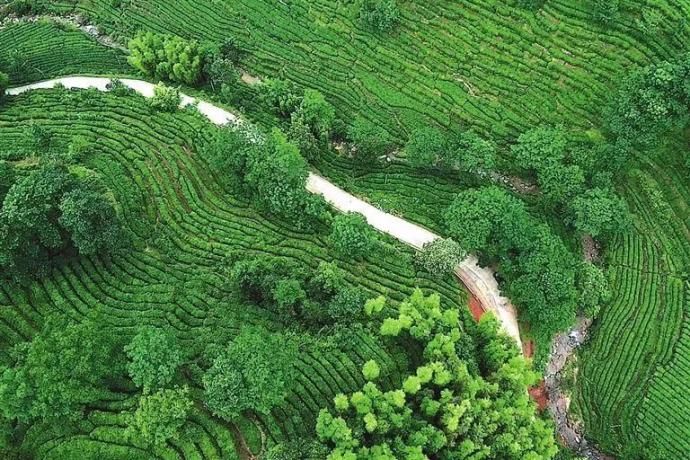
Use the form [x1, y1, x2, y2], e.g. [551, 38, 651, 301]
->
[7, 76, 522, 345]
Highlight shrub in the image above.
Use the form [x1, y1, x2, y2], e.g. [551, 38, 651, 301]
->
[360, 0, 400, 32]
[329, 213, 377, 259]
[415, 238, 466, 278]
[149, 83, 180, 112]
[128, 31, 207, 85]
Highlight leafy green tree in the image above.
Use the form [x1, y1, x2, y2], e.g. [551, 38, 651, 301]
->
[0, 317, 124, 422]
[0, 160, 15, 205]
[0, 72, 9, 97]
[415, 238, 466, 278]
[203, 326, 297, 419]
[329, 213, 377, 259]
[317, 290, 557, 459]
[220, 37, 246, 64]
[577, 262, 611, 317]
[128, 32, 207, 85]
[593, 0, 620, 23]
[59, 186, 121, 256]
[511, 125, 568, 176]
[516, 0, 545, 11]
[571, 187, 631, 239]
[127, 387, 192, 447]
[451, 130, 497, 175]
[204, 56, 240, 93]
[125, 327, 183, 394]
[327, 286, 367, 322]
[404, 126, 447, 168]
[258, 78, 303, 117]
[27, 122, 52, 149]
[348, 116, 394, 165]
[149, 83, 180, 112]
[199, 125, 255, 193]
[360, 0, 400, 32]
[292, 89, 335, 140]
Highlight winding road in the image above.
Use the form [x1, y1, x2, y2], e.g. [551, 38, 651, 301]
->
[7, 76, 522, 345]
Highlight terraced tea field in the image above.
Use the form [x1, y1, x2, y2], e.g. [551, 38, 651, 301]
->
[0, 88, 470, 458]
[575, 144, 690, 459]
[46, 0, 690, 139]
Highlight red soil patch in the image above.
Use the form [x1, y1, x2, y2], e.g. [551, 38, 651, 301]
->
[529, 380, 549, 411]
[467, 295, 485, 322]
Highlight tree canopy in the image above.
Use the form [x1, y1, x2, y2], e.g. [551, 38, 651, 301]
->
[128, 31, 207, 85]
[125, 327, 183, 394]
[329, 213, 378, 259]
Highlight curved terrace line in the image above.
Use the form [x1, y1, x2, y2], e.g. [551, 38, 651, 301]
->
[6, 76, 522, 345]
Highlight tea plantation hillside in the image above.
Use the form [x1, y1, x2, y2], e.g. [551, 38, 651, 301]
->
[45, 0, 690, 139]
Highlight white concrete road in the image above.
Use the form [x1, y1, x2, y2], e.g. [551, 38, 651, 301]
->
[7, 76, 522, 345]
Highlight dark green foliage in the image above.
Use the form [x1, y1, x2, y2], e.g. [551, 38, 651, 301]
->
[451, 130, 497, 176]
[415, 238, 466, 278]
[204, 56, 240, 93]
[516, 0, 545, 11]
[27, 122, 53, 149]
[127, 31, 207, 85]
[291, 89, 335, 141]
[444, 187, 579, 348]
[124, 328, 183, 394]
[317, 290, 557, 459]
[0, 164, 121, 278]
[127, 387, 192, 447]
[592, 0, 620, 24]
[360, 0, 400, 32]
[258, 78, 303, 117]
[329, 212, 378, 259]
[571, 187, 631, 239]
[576, 262, 611, 317]
[203, 326, 297, 420]
[59, 186, 121, 255]
[0, 71, 9, 96]
[265, 440, 329, 460]
[0, 317, 124, 422]
[220, 37, 246, 64]
[0, 160, 15, 205]
[404, 126, 447, 168]
[348, 116, 394, 165]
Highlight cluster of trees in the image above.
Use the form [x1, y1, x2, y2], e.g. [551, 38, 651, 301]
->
[0, 158, 122, 279]
[128, 31, 244, 98]
[510, 125, 631, 240]
[228, 253, 369, 327]
[443, 186, 609, 344]
[316, 289, 558, 459]
[201, 126, 329, 229]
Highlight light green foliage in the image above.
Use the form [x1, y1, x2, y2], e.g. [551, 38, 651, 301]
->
[317, 290, 557, 459]
[362, 360, 380, 381]
[415, 238, 465, 278]
[360, 0, 400, 32]
[125, 327, 183, 394]
[329, 212, 377, 259]
[127, 387, 192, 447]
[0, 317, 123, 422]
[149, 83, 180, 112]
[203, 326, 297, 420]
[127, 31, 207, 84]
[348, 116, 394, 165]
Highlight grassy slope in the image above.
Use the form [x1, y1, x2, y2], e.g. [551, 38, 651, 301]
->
[0, 89, 471, 458]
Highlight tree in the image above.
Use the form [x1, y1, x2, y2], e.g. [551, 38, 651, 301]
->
[203, 326, 297, 419]
[204, 56, 240, 93]
[127, 387, 192, 447]
[258, 78, 302, 117]
[511, 125, 568, 175]
[451, 130, 497, 175]
[59, 186, 121, 256]
[360, 0, 400, 32]
[125, 327, 183, 394]
[577, 262, 611, 317]
[404, 126, 447, 168]
[0, 317, 124, 422]
[571, 187, 631, 240]
[292, 89, 335, 140]
[127, 32, 207, 85]
[316, 290, 558, 459]
[149, 83, 180, 112]
[0, 160, 15, 205]
[593, 0, 620, 24]
[415, 238, 466, 278]
[329, 213, 377, 259]
[0, 72, 9, 97]
[348, 116, 394, 165]
[220, 37, 246, 64]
